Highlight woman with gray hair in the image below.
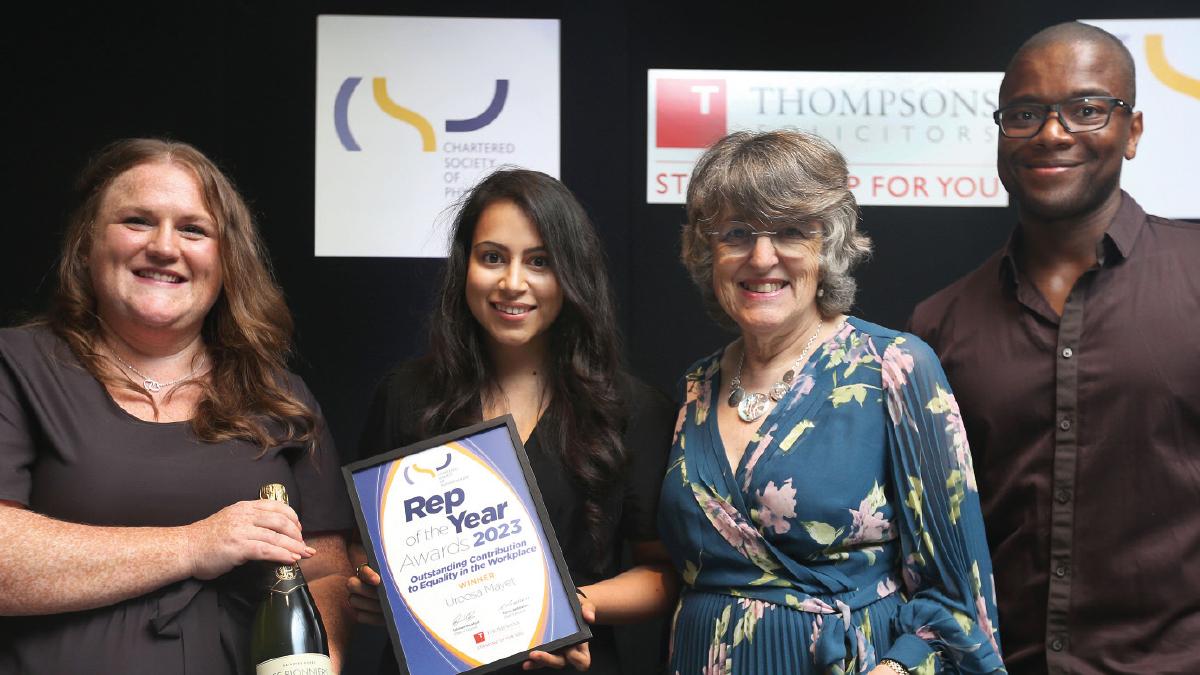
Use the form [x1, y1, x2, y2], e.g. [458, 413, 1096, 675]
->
[657, 130, 1004, 674]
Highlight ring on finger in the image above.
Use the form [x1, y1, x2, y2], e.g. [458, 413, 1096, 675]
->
[355, 562, 370, 578]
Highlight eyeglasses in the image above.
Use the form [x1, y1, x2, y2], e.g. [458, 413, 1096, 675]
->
[704, 220, 822, 256]
[993, 96, 1133, 139]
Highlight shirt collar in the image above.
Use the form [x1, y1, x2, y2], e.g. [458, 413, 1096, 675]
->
[1105, 190, 1147, 260]
[998, 230, 1021, 288]
[998, 190, 1148, 288]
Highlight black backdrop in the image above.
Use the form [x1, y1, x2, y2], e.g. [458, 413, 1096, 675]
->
[2, 2, 1196, 672]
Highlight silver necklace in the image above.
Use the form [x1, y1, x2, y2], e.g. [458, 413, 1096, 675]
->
[109, 350, 199, 394]
[728, 321, 824, 423]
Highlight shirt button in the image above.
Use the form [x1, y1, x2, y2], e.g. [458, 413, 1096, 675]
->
[1055, 488, 1071, 504]
[1050, 637, 1065, 651]
[1055, 563, 1069, 577]
[1061, 346, 1073, 359]
[1059, 418, 1072, 431]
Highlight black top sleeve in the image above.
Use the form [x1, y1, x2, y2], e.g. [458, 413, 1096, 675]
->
[285, 374, 355, 533]
[356, 361, 428, 461]
[617, 375, 677, 543]
[0, 328, 39, 504]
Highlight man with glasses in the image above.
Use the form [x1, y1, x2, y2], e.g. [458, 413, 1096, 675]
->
[910, 21, 1200, 675]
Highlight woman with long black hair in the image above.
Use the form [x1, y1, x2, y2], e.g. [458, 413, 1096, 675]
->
[348, 168, 678, 672]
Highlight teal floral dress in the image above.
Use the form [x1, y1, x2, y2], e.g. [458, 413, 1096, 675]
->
[659, 318, 1004, 674]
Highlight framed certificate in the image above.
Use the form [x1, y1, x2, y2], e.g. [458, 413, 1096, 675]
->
[343, 416, 591, 674]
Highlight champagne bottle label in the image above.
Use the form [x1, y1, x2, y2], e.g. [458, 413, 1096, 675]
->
[255, 653, 333, 675]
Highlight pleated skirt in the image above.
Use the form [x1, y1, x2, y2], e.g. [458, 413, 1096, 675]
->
[667, 590, 905, 675]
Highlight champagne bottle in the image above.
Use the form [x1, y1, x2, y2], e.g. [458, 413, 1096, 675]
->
[250, 483, 333, 675]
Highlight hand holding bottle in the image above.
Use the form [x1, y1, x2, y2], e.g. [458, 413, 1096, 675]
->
[184, 498, 315, 580]
[249, 483, 331, 675]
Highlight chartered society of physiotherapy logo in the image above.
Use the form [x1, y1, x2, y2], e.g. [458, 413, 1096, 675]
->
[334, 77, 510, 151]
[655, 78, 727, 148]
[403, 452, 454, 484]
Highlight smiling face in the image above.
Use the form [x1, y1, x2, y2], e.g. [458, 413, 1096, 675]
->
[465, 200, 563, 353]
[997, 39, 1143, 225]
[87, 161, 223, 343]
[711, 220, 823, 341]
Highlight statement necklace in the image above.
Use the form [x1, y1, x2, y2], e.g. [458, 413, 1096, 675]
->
[109, 349, 199, 394]
[728, 321, 824, 423]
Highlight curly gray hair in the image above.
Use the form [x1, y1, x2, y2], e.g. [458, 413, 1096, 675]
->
[680, 129, 872, 328]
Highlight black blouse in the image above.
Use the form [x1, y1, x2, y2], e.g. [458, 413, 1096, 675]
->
[356, 359, 675, 675]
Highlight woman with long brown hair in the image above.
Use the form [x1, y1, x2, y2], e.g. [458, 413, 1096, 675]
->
[0, 138, 354, 673]
[348, 168, 679, 673]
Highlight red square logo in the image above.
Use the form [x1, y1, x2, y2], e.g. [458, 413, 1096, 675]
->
[473, 632, 486, 644]
[656, 78, 727, 148]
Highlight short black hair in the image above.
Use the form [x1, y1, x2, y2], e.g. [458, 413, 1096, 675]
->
[1005, 21, 1136, 105]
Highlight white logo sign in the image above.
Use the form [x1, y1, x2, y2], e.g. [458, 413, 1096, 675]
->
[647, 69, 1005, 207]
[316, 16, 560, 257]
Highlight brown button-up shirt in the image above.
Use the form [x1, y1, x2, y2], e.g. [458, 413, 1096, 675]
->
[909, 193, 1200, 674]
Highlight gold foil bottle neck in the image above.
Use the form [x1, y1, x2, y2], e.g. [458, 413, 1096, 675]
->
[260, 483, 289, 504]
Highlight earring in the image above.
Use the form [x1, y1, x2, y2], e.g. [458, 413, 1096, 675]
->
[816, 287, 824, 298]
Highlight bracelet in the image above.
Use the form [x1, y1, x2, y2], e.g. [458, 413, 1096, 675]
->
[879, 659, 910, 675]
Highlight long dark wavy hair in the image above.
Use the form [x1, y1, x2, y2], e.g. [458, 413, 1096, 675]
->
[419, 169, 626, 567]
[48, 138, 317, 450]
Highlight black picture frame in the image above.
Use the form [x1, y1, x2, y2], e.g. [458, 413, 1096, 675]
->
[342, 415, 591, 674]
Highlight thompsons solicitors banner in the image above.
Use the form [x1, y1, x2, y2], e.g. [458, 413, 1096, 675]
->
[316, 16, 560, 257]
[647, 69, 1005, 207]
[1084, 18, 1200, 220]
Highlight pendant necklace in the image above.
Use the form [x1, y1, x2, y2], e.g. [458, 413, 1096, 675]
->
[109, 349, 200, 394]
[728, 321, 824, 423]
